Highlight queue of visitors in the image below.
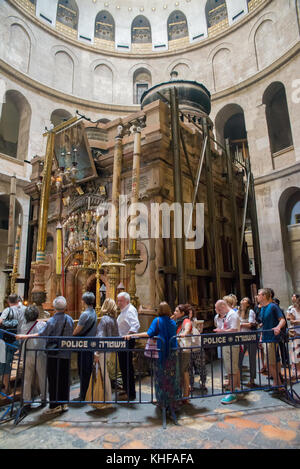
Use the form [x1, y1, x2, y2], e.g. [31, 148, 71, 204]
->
[0, 287, 298, 415]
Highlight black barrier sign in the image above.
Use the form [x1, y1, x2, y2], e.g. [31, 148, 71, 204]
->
[201, 331, 259, 349]
[58, 338, 127, 351]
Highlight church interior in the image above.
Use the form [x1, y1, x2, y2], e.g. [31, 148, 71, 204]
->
[0, 0, 300, 449]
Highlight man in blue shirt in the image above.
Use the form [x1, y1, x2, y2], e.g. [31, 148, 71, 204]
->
[257, 288, 286, 390]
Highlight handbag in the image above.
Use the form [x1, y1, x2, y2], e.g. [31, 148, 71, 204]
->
[2, 308, 18, 344]
[178, 318, 193, 349]
[144, 318, 159, 359]
[46, 316, 67, 356]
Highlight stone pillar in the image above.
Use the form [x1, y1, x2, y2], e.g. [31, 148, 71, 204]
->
[6, 174, 16, 268]
[36, 131, 55, 263]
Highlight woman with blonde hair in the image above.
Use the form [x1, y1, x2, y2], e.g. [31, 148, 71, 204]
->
[86, 298, 119, 409]
[223, 294, 238, 312]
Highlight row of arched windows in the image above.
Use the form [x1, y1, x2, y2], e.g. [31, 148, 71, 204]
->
[0, 82, 294, 166]
[28, 0, 252, 45]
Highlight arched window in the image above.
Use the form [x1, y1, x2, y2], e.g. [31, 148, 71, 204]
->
[56, 0, 79, 31]
[263, 82, 293, 155]
[95, 11, 115, 42]
[167, 11, 188, 41]
[131, 16, 152, 44]
[290, 199, 300, 225]
[205, 0, 228, 35]
[133, 68, 152, 105]
[0, 90, 31, 160]
[215, 104, 248, 160]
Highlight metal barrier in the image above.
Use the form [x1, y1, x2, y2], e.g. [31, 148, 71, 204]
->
[0, 330, 22, 424]
[1, 328, 300, 428]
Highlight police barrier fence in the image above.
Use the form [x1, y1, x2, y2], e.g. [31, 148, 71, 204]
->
[1, 328, 300, 428]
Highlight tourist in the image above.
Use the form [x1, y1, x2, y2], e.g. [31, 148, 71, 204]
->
[186, 304, 207, 392]
[124, 302, 180, 419]
[18, 296, 74, 415]
[116, 292, 140, 401]
[173, 304, 193, 404]
[287, 296, 300, 379]
[223, 294, 238, 312]
[238, 297, 257, 388]
[287, 294, 300, 317]
[19, 305, 47, 408]
[214, 299, 241, 404]
[73, 292, 98, 401]
[254, 295, 262, 323]
[257, 288, 286, 392]
[86, 298, 119, 408]
[0, 294, 24, 395]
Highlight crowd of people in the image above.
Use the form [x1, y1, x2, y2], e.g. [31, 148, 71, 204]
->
[0, 288, 299, 415]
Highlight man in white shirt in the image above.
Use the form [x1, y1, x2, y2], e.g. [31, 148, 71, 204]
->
[117, 292, 140, 401]
[214, 299, 241, 405]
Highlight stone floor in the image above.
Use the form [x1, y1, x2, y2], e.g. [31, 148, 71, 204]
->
[1, 379, 300, 449]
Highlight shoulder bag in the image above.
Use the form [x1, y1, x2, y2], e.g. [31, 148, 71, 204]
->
[2, 308, 18, 344]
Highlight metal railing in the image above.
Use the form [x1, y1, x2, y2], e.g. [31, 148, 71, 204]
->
[1, 328, 300, 428]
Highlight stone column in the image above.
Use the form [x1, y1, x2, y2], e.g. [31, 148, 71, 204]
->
[31, 131, 55, 315]
[106, 123, 130, 300]
[123, 117, 146, 308]
[3, 174, 16, 300]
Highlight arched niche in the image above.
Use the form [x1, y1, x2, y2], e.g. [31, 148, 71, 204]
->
[167, 10, 188, 42]
[93, 64, 113, 104]
[254, 19, 277, 70]
[212, 47, 233, 91]
[133, 67, 152, 105]
[0, 90, 31, 161]
[263, 82, 293, 156]
[8, 23, 31, 74]
[95, 10, 115, 42]
[170, 63, 191, 80]
[54, 51, 74, 94]
[50, 109, 72, 128]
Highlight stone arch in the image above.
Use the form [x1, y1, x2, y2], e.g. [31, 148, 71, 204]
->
[95, 10, 115, 42]
[50, 109, 72, 127]
[93, 64, 113, 104]
[167, 10, 188, 41]
[254, 19, 277, 70]
[8, 23, 31, 74]
[170, 63, 191, 80]
[0, 90, 31, 161]
[211, 47, 233, 91]
[262, 82, 293, 155]
[279, 187, 300, 295]
[53, 51, 74, 94]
